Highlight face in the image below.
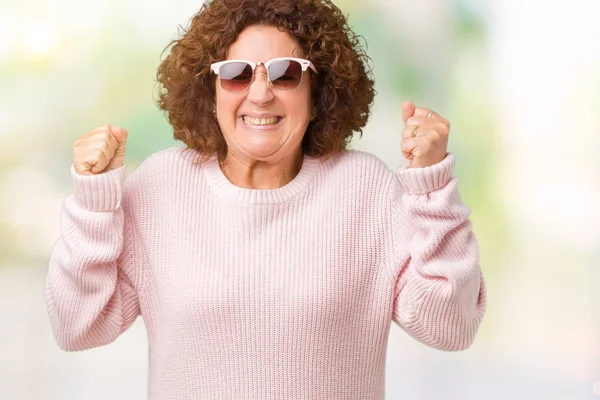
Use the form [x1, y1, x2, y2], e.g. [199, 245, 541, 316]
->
[215, 25, 313, 164]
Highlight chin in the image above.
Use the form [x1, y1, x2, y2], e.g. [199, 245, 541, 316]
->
[239, 139, 285, 159]
[243, 148, 282, 160]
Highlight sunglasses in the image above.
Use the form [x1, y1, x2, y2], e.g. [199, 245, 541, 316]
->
[210, 57, 318, 92]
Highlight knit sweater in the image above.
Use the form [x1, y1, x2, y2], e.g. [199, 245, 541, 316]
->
[45, 147, 486, 400]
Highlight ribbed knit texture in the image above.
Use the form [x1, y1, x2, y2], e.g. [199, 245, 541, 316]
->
[45, 147, 486, 400]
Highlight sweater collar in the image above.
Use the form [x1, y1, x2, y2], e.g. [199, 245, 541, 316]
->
[202, 155, 321, 205]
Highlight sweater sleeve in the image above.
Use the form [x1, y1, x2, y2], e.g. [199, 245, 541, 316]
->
[388, 153, 486, 351]
[45, 165, 144, 351]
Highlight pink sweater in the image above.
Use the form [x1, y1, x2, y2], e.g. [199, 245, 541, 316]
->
[46, 147, 486, 399]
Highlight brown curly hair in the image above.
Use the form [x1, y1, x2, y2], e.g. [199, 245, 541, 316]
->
[156, 0, 375, 160]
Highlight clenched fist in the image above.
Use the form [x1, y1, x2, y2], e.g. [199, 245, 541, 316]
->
[400, 101, 450, 168]
[73, 125, 128, 175]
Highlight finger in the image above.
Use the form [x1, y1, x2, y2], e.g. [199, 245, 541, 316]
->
[91, 124, 112, 136]
[75, 161, 94, 175]
[110, 126, 128, 144]
[90, 125, 124, 149]
[76, 139, 116, 170]
[413, 107, 434, 118]
[85, 128, 119, 160]
[73, 145, 93, 175]
[401, 137, 419, 159]
[403, 127, 442, 143]
[75, 153, 99, 175]
[76, 146, 106, 174]
[405, 117, 450, 135]
[401, 125, 427, 140]
[402, 100, 416, 124]
[89, 150, 109, 174]
[405, 116, 434, 127]
[413, 108, 450, 127]
[99, 144, 116, 170]
[102, 128, 120, 156]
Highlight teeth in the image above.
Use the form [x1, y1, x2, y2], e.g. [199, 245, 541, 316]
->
[242, 116, 281, 126]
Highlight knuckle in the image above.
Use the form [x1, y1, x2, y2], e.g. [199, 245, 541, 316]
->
[101, 130, 113, 142]
[431, 130, 442, 140]
[81, 148, 101, 161]
[91, 125, 111, 138]
[93, 148, 104, 157]
[431, 126, 446, 138]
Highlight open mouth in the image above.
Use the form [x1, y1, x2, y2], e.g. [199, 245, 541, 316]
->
[241, 116, 282, 126]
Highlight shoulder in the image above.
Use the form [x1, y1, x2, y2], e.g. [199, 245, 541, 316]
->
[134, 145, 197, 172]
[316, 150, 398, 195]
[122, 146, 202, 204]
[125, 146, 201, 182]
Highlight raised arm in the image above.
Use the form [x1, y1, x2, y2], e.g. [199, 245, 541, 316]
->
[388, 153, 486, 351]
[45, 125, 145, 351]
[45, 165, 144, 351]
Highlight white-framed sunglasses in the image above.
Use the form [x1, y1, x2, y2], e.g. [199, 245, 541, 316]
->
[210, 57, 318, 92]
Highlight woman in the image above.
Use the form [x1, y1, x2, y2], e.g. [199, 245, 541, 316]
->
[46, 0, 486, 398]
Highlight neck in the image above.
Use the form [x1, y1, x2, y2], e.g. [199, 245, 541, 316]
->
[219, 151, 304, 190]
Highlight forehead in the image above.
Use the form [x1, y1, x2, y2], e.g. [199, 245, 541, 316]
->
[226, 25, 304, 61]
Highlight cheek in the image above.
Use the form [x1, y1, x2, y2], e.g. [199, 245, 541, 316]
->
[215, 91, 242, 121]
[215, 88, 227, 110]
[288, 90, 312, 120]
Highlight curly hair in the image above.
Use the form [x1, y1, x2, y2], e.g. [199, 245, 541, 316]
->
[156, 0, 375, 160]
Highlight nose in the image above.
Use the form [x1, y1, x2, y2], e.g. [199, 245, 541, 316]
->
[246, 66, 274, 106]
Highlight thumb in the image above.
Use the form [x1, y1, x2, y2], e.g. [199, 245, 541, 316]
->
[110, 126, 128, 144]
[402, 100, 416, 124]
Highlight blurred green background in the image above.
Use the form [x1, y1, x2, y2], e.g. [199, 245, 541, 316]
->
[1, 0, 599, 398]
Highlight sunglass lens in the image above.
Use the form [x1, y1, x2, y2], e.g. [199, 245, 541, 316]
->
[268, 60, 303, 90]
[219, 62, 253, 91]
